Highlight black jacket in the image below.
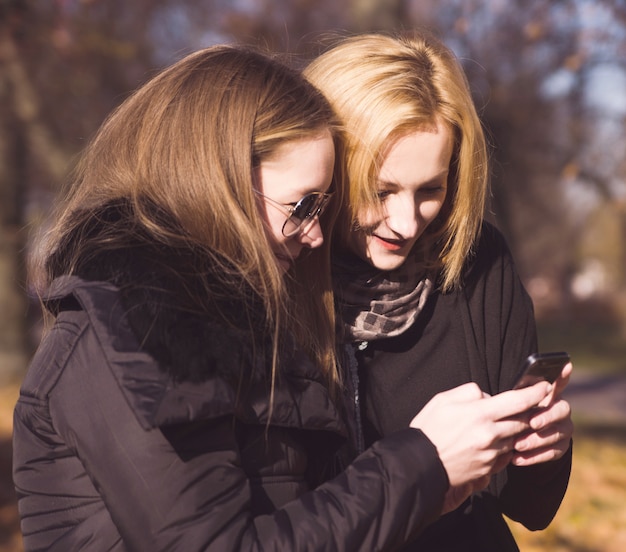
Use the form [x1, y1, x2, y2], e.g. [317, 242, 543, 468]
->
[13, 237, 450, 551]
[345, 223, 573, 551]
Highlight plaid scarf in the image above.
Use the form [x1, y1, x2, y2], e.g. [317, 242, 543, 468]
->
[333, 248, 433, 343]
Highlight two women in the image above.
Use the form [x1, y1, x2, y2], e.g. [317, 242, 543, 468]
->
[13, 42, 561, 550]
[306, 32, 573, 550]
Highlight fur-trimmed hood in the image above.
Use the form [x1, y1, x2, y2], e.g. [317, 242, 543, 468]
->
[40, 201, 345, 434]
[69, 239, 276, 385]
[42, 271, 342, 433]
[46, 199, 282, 385]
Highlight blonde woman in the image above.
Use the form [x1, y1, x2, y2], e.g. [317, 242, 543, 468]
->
[13, 43, 555, 551]
[306, 32, 573, 551]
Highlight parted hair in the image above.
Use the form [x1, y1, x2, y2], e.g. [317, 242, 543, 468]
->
[34, 44, 341, 390]
[305, 31, 488, 291]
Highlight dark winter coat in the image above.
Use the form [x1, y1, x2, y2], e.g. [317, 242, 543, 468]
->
[13, 228, 450, 552]
[343, 222, 573, 551]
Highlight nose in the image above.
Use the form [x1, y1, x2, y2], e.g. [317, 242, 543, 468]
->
[296, 217, 324, 249]
[384, 197, 419, 238]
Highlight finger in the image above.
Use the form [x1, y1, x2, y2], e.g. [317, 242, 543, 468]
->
[529, 400, 572, 431]
[514, 420, 573, 452]
[511, 441, 571, 466]
[546, 363, 573, 403]
[484, 381, 552, 419]
[489, 417, 535, 440]
[560, 362, 573, 381]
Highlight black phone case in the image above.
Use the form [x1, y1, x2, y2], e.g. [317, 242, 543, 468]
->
[513, 352, 570, 389]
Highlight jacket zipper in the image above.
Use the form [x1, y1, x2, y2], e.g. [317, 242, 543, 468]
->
[344, 342, 367, 455]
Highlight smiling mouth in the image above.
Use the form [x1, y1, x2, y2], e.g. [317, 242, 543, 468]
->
[373, 234, 408, 251]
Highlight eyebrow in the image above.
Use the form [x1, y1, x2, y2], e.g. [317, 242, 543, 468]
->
[377, 170, 449, 188]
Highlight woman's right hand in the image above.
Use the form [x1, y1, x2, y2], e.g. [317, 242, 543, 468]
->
[409, 381, 552, 513]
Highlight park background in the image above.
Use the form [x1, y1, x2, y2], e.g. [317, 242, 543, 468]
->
[1, 0, 625, 550]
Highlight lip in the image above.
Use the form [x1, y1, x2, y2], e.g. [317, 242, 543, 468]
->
[372, 234, 409, 251]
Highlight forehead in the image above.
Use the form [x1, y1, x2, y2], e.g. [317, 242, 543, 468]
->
[378, 124, 453, 181]
[257, 131, 335, 198]
[382, 117, 452, 154]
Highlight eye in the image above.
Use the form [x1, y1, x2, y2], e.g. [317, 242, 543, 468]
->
[377, 190, 392, 200]
[420, 185, 446, 195]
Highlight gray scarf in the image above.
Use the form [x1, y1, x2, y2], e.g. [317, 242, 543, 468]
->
[333, 248, 434, 343]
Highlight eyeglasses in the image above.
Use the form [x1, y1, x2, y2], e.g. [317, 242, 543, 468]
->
[254, 190, 333, 237]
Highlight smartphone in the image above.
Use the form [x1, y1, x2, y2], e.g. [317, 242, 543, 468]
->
[512, 352, 570, 389]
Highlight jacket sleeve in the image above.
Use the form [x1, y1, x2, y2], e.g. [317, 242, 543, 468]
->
[48, 326, 448, 551]
[499, 446, 573, 530]
[464, 223, 572, 530]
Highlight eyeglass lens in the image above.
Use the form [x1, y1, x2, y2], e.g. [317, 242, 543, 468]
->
[283, 193, 330, 237]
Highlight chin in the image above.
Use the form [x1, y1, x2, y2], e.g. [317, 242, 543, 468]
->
[367, 255, 409, 272]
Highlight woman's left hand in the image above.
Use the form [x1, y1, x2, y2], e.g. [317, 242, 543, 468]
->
[510, 362, 574, 466]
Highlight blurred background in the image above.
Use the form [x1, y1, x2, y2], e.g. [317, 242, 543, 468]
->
[1, 0, 625, 550]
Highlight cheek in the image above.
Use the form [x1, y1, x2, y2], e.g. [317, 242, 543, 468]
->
[262, 211, 288, 248]
[355, 207, 383, 232]
[420, 199, 445, 224]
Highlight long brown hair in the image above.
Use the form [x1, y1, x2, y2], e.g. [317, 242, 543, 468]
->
[33, 44, 342, 392]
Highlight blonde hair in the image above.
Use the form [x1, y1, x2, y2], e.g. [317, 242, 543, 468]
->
[34, 45, 341, 391]
[305, 32, 488, 291]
